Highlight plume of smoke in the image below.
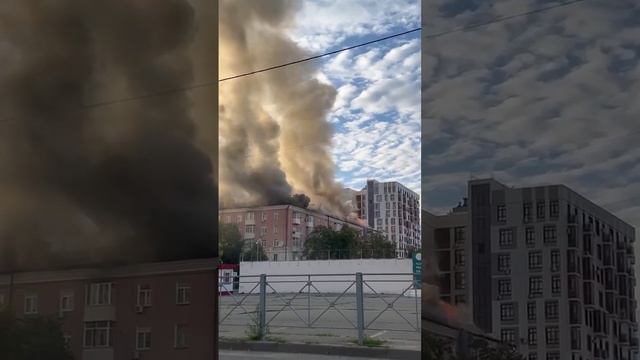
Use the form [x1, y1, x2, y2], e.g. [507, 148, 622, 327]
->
[219, 0, 347, 216]
[0, 0, 217, 272]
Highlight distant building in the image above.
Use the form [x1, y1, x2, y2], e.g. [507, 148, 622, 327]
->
[219, 205, 372, 261]
[424, 179, 638, 360]
[351, 179, 421, 257]
[0, 258, 218, 360]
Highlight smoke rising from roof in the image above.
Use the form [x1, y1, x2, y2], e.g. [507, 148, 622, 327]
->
[219, 0, 347, 216]
[0, 0, 217, 272]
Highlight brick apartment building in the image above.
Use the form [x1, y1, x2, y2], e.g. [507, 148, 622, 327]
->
[219, 205, 372, 261]
[351, 180, 421, 257]
[424, 179, 639, 360]
[0, 258, 218, 360]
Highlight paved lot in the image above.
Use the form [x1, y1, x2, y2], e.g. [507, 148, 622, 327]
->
[220, 350, 379, 359]
[219, 293, 421, 351]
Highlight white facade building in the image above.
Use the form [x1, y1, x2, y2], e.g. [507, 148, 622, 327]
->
[349, 179, 421, 257]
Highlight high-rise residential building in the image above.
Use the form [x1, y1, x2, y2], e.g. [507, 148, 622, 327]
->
[219, 205, 372, 261]
[0, 258, 218, 360]
[424, 179, 638, 360]
[352, 180, 421, 257]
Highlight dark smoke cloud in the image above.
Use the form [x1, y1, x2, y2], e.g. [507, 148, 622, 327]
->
[219, 0, 348, 216]
[0, 0, 217, 272]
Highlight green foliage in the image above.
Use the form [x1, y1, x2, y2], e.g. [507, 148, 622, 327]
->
[422, 332, 524, 360]
[361, 231, 397, 258]
[242, 242, 268, 262]
[219, 222, 244, 264]
[422, 332, 455, 360]
[303, 226, 397, 259]
[0, 310, 73, 360]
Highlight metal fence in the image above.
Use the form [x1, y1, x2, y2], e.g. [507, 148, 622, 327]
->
[218, 272, 421, 345]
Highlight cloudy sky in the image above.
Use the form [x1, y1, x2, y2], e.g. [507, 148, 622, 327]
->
[288, 0, 421, 194]
[422, 0, 640, 235]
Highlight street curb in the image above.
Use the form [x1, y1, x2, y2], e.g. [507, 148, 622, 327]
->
[219, 340, 420, 359]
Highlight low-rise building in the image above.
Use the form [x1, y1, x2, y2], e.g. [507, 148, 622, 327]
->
[0, 258, 218, 360]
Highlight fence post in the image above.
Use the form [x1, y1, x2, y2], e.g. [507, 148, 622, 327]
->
[259, 274, 267, 338]
[355, 272, 365, 345]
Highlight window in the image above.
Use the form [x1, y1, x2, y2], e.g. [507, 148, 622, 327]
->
[176, 283, 191, 305]
[245, 212, 254, 221]
[174, 324, 187, 348]
[536, 202, 545, 220]
[273, 226, 278, 234]
[501, 303, 515, 321]
[529, 251, 542, 271]
[550, 250, 560, 271]
[497, 205, 507, 222]
[545, 300, 559, 320]
[498, 279, 512, 297]
[545, 326, 559, 345]
[455, 272, 465, 289]
[525, 227, 535, 247]
[528, 327, 537, 346]
[245, 225, 255, 234]
[499, 228, 514, 248]
[546, 353, 560, 360]
[527, 302, 537, 321]
[84, 321, 113, 348]
[549, 200, 559, 218]
[137, 284, 152, 307]
[529, 354, 537, 360]
[88, 283, 112, 306]
[63, 335, 71, 347]
[455, 295, 466, 304]
[501, 328, 516, 344]
[570, 327, 581, 350]
[543, 225, 556, 244]
[274, 212, 279, 221]
[261, 226, 267, 235]
[523, 203, 532, 222]
[261, 212, 268, 221]
[498, 254, 511, 273]
[551, 275, 561, 295]
[136, 328, 151, 350]
[60, 291, 74, 312]
[24, 295, 38, 314]
[454, 227, 465, 243]
[455, 250, 465, 266]
[529, 277, 543, 297]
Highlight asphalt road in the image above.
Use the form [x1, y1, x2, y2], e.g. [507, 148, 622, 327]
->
[219, 293, 421, 351]
[219, 350, 377, 359]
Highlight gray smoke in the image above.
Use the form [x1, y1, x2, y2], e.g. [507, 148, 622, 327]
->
[0, 0, 217, 272]
[219, 0, 347, 216]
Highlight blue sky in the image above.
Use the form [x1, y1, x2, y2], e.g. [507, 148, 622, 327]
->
[287, 0, 421, 194]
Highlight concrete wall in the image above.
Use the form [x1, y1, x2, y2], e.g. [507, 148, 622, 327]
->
[238, 259, 416, 295]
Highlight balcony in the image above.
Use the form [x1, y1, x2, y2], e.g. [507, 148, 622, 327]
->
[292, 216, 301, 225]
[583, 223, 593, 232]
[568, 214, 577, 224]
[244, 232, 255, 239]
[603, 233, 613, 243]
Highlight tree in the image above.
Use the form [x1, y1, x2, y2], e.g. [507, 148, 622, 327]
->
[361, 231, 397, 258]
[423, 332, 455, 360]
[0, 310, 73, 360]
[303, 226, 360, 259]
[242, 242, 268, 261]
[219, 222, 244, 264]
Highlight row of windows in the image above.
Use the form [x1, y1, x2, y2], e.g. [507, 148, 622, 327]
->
[497, 200, 560, 223]
[19, 282, 191, 315]
[496, 250, 560, 273]
[497, 276, 561, 298]
[527, 352, 561, 360]
[501, 326, 559, 346]
[500, 300, 559, 322]
[498, 226, 557, 248]
[80, 322, 188, 350]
